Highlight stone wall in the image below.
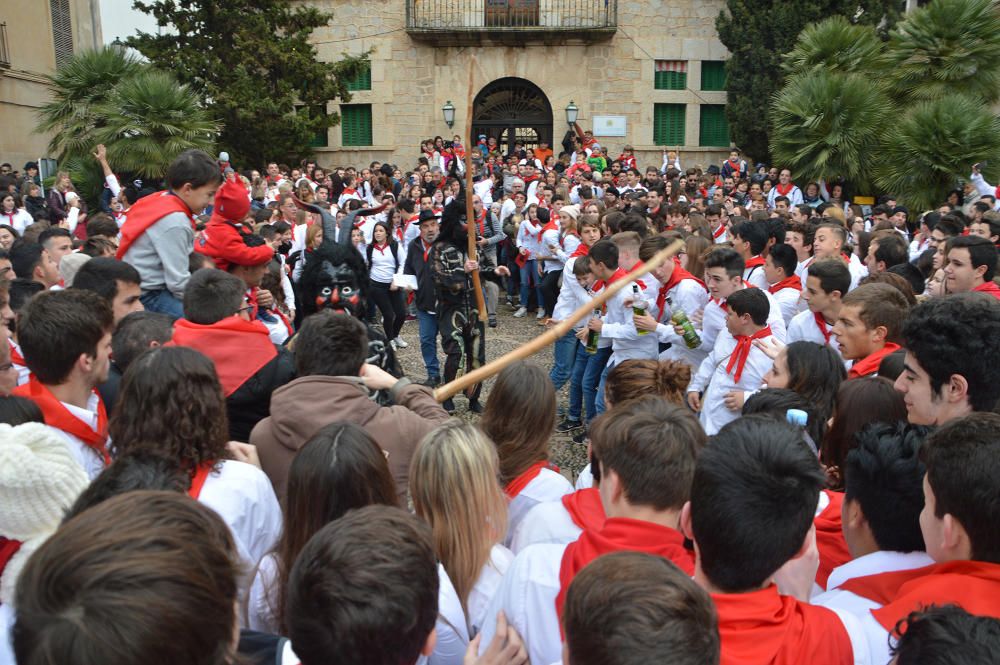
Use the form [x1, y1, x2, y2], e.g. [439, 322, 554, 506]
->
[305, 0, 731, 172]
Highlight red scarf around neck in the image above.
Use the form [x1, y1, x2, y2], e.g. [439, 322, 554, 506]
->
[727, 158, 742, 176]
[973, 280, 1000, 300]
[775, 182, 795, 197]
[8, 339, 25, 366]
[871, 560, 1000, 631]
[813, 311, 833, 345]
[768, 275, 803, 294]
[847, 342, 901, 379]
[569, 242, 590, 258]
[561, 488, 606, 532]
[13, 377, 110, 465]
[713, 223, 727, 239]
[745, 255, 766, 269]
[656, 265, 706, 314]
[814, 490, 851, 590]
[116, 191, 194, 260]
[711, 585, 853, 665]
[188, 462, 215, 499]
[556, 518, 694, 618]
[504, 461, 557, 499]
[0, 537, 22, 582]
[169, 317, 277, 397]
[726, 326, 772, 382]
[538, 218, 559, 242]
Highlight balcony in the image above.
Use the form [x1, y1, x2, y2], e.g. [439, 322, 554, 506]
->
[406, 0, 617, 43]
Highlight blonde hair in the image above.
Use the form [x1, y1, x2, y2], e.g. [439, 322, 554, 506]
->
[822, 205, 846, 226]
[306, 223, 323, 249]
[409, 421, 508, 622]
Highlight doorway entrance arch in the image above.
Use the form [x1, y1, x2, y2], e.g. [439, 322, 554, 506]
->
[472, 77, 553, 154]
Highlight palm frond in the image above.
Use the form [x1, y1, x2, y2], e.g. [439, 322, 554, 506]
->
[782, 17, 887, 76]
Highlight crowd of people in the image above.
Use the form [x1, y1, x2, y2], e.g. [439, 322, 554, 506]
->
[1, 122, 1000, 665]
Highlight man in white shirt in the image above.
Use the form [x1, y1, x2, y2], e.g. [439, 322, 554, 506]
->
[13, 289, 114, 478]
[803, 223, 867, 292]
[813, 422, 935, 615]
[788, 258, 849, 357]
[764, 243, 804, 325]
[767, 168, 804, 208]
[730, 220, 770, 290]
[479, 399, 703, 665]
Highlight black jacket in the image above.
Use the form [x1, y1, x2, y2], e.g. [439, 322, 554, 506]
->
[403, 236, 438, 313]
[227, 347, 296, 442]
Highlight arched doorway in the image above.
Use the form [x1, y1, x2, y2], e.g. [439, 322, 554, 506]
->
[472, 77, 553, 155]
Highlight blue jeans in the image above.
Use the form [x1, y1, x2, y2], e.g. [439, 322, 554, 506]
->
[417, 310, 440, 380]
[595, 358, 615, 416]
[575, 345, 612, 424]
[550, 329, 578, 392]
[140, 289, 184, 319]
[518, 259, 544, 311]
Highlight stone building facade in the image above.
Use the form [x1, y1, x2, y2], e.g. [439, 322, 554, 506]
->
[0, 0, 103, 170]
[303, 0, 732, 171]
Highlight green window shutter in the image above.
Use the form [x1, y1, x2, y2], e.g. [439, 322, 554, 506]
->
[699, 105, 730, 147]
[654, 104, 686, 145]
[701, 61, 727, 91]
[345, 62, 372, 91]
[654, 60, 687, 90]
[341, 104, 373, 147]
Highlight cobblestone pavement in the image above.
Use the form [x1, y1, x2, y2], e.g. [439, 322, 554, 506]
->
[393, 300, 589, 481]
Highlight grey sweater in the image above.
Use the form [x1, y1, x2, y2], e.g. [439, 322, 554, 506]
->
[122, 211, 194, 298]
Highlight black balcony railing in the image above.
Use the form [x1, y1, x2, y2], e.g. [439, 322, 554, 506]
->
[406, 0, 617, 37]
[0, 23, 10, 68]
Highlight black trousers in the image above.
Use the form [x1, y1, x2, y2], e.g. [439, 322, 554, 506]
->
[369, 281, 407, 340]
[541, 269, 563, 318]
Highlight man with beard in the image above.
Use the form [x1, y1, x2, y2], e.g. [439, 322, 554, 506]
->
[433, 188, 510, 413]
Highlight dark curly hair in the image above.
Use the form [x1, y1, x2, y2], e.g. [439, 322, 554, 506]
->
[109, 346, 230, 473]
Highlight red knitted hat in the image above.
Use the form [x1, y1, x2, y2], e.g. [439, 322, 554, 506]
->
[210, 176, 250, 224]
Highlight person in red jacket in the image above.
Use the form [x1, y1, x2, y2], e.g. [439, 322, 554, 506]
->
[684, 416, 867, 665]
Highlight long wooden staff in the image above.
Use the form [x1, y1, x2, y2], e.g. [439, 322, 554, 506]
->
[464, 56, 487, 321]
[434, 239, 685, 402]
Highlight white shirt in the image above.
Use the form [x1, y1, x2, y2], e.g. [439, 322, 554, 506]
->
[769, 285, 804, 326]
[505, 468, 573, 548]
[601, 276, 661, 365]
[540, 227, 563, 273]
[743, 261, 770, 291]
[552, 234, 581, 264]
[515, 219, 542, 259]
[9, 340, 28, 386]
[367, 243, 404, 284]
[652, 276, 711, 370]
[767, 184, 804, 208]
[477, 543, 567, 665]
[787, 309, 844, 359]
[698, 289, 787, 355]
[551, 257, 589, 326]
[46, 393, 107, 480]
[801, 255, 867, 293]
[199, 460, 282, 583]
[429, 545, 515, 665]
[688, 329, 775, 435]
[813, 550, 935, 616]
[510, 499, 583, 555]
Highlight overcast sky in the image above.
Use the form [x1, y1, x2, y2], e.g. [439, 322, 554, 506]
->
[99, 0, 161, 43]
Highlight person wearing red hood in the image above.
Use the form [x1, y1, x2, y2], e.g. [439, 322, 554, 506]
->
[170, 268, 295, 442]
[196, 175, 290, 341]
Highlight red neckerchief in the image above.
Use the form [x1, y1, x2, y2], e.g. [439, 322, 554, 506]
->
[169, 317, 277, 397]
[3, 212, 15, 226]
[813, 311, 833, 345]
[13, 377, 110, 465]
[872, 560, 1000, 631]
[727, 158, 742, 176]
[775, 182, 795, 197]
[403, 213, 419, 239]
[592, 266, 627, 292]
[768, 275, 802, 294]
[973, 281, 1000, 300]
[420, 240, 433, 263]
[561, 489, 606, 532]
[475, 209, 487, 236]
[814, 490, 851, 590]
[569, 242, 589, 258]
[538, 218, 558, 242]
[559, 230, 579, 250]
[726, 326, 772, 382]
[188, 462, 214, 499]
[504, 460, 558, 499]
[713, 223, 727, 239]
[711, 585, 853, 665]
[745, 255, 766, 269]
[836, 565, 931, 606]
[848, 343, 901, 379]
[372, 242, 390, 255]
[8, 339, 25, 366]
[0, 537, 23, 581]
[341, 187, 357, 197]
[556, 518, 694, 619]
[116, 191, 194, 259]
[656, 265, 707, 314]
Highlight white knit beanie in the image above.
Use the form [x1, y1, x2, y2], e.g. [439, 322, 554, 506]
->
[560, 204, 582, 221]
[0, 423, 89, 604]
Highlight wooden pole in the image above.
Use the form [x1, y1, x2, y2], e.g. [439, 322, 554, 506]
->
[464, 56, 487, 321]
[434, 238, 685, 402]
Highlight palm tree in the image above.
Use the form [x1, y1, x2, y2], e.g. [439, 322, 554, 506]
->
[770, 70, 891, 188]
[93, 69, 218, 180]
[875, 96, 1000, 211]
[781, 16, 886, 76]
[887, 0, 1000, 104]
[35, 46, 145, 161]
[34, 47, 217, 204]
